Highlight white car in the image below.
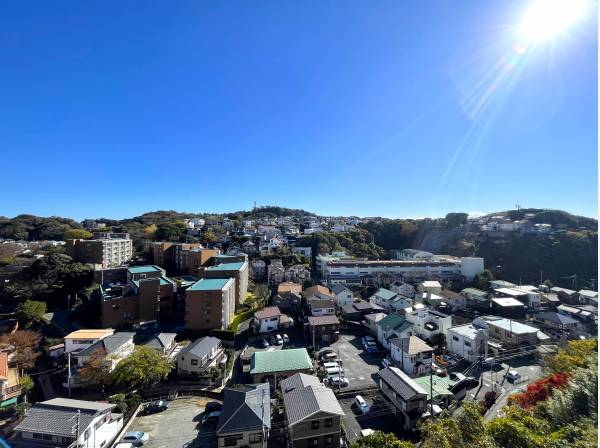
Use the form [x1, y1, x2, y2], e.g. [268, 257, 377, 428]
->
[328, 376, 349, 388]
[121, 431, 149, 446]
[282, 334, 289, 343]
[381, 357, 393, 368]
[326, 366, 344, 376]
[354, 395, 370, 414]
[322, 362, 340, 370]
[275, 334, 283, 345]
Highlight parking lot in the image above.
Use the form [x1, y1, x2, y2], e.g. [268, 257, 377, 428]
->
[329, 332, 386, 391]
[129, 397, 220, 448]
[338, 394, 404, 444]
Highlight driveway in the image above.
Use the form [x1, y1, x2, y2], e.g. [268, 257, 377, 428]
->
[329, 332, 385, 391]
[129, 397, 220, 447]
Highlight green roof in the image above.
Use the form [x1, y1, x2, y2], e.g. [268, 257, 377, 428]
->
[206, 262, 245, 271]
[378, 313, 406, 331]
[250, 348, 312, 375]
[413, 375, 457, 400]
[159, 277, 173, 286]
[188, 278, 231, 291]
[373, 288, 397, 301]
[128, 265, 162, 274]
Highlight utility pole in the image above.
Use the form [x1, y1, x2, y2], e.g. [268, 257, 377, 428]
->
[261, 388, 266, 448]
[67, 352, 72, 397]
[429, 362, 434, 419]
[401, 338, 405, 372]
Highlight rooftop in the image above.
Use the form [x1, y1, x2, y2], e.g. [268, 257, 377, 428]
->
[188, 278, 232, 291]
[282, 382, 344, 426]
[448, 324, 485, 339]
[378, 367, 427, 400]
[206, 262, 245, 271]
[255, 306, 282, 320]
[492, 297, 526, 307]
[128, 265, 162, 274]
[307, 315, 340, 326]
[478, 316, 539, 335]
[216, 384, 271, 434]
[373, 288, 398, 301]
[393, 336, 433, 354]
[64, 329, 114, 340]
[250, 348, 312, 375]
[180, 336, 221, 358]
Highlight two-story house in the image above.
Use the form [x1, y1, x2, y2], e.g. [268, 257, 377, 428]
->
[71, 332, 135, 370]
[376, 313, 413, 351]
[216, 383, 270, 448]
[11, 398, 123, 448]
[405, 309, 452, 343]
[176, 336, 225, 378]
[390, 336, 434, 377]
[64, 329, 115, 354]
[330, 284, 354, 310]
[378, 366, 428, 432]
[447, 324, 488, 363]
[307, 315, 340, 346]
[304, 285, 335, 302]
[253, 306, 291, 333]
[138, 332, 178, 358]
[0, 352, 21, 408]
[308, 299, 336, 317]
[281, 373, 345, 448]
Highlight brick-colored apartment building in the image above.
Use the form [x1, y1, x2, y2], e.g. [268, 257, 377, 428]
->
[185, 278, 236, 331]
[150, 242, 218, 275]
[202, 261, 249, 309]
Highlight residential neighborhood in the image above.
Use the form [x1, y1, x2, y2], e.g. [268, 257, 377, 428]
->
[0, 209, 596, 448]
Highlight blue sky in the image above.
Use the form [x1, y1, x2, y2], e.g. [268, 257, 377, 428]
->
[1, 1, 597, 220]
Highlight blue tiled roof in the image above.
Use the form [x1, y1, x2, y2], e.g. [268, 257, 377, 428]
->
[206, 262, 245, 271]
[128, 265, 162, 274]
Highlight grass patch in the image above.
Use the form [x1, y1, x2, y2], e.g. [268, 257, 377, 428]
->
[229, 308, 256, 333]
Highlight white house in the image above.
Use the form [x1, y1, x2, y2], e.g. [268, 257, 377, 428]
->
[72, 332, 135, 370]
[369, 288, 399, 312]
[253, 306, 291, 333]
[13, 398, 123, 448]
[390, 281, 416, 299]
[405, 309, 452, 342]
[64, 329, 115, 354]
[419, 281, 442, 294]
[390, 336, 434, 377]
[331, 284, 354, 309]
[447, 324, 488, 363]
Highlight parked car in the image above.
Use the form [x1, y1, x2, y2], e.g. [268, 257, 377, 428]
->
[323, 362, 340, 370]
[361, 336, 375, 345]
[269, 335, 278, 345]
[261, 339, 269, 348]
[354, 395, 370, 414]
[275, 334, 283, 345]
[202, 411, 221, 425]
[121, 431, 149, 446]
[320, 353, 338, 363]
[326, 366, 345, 376]
[506, 370, 522, 383]
[143, 400, 169, 414]
[205, 402, 222, 413]
[328, 376, 349, 388]
[381, 357, 393, 369]
[282, 333, 289, 343]
[318, 349, 336, 360]
[363, 341, 378, 353]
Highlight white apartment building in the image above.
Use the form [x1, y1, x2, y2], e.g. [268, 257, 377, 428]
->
[447, 324, 488, 363]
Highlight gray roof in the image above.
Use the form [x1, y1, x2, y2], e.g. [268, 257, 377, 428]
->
[180, 336, 221, 358]
[282, 383, 344, 426]
[331, 284, 350, 295]
[309, 299, 336, 309]
[378, 367, 427, 400]
[535, 312, 579, 325]
[141, 333, 177, 351]
[75, 332, 135, 357]
[15, 399, 114, 437]
[217, 384, 271, 434]
[280, 372, 322, 394]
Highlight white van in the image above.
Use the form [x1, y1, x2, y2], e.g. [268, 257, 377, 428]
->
[506, 370, 522, 383]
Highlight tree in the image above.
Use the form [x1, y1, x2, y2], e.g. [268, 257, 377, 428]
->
[143, 224, 157, 240]
[544, 339, 597, 374]
[201, 229, 218, 245]
[16, 300, 47, 324]
[20, 374, 34, 394]
[78, 348, 113, 389]
[351, 431, 413, 448]
[445, 213, 469, 228]
[63, 229, 93, 240]
[155, 221, 187, 242]
[0, 330, 40, 371]
[420, 413, 464, 448]
[487, 406, 551, 448]
[112, 346, 173, 389]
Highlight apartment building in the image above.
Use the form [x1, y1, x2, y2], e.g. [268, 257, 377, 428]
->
[150, 242, 217, 275]
[320, 255, 484, 285]
[202, 261, 249, 308]
[66, 233, 132, 268]
[185, 278, 236, 331]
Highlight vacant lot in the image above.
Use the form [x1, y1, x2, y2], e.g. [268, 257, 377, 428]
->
[129, 397, 220, 448]
[338, 394, 402, 444]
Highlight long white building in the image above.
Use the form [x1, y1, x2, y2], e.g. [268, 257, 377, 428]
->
[317, 253, 484, 286]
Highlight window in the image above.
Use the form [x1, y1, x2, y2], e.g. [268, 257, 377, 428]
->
[325, 435, 333, 445]
[464, 341, 471, 347]
[249, 433, 263, 443]
[452, 336, 459, 342]
[308, 438, 319, 447]
[191, 359, 198, 366]
[224, 435, 243, 446]
[84, 429, 90, 440]
[325, 418, 333, 428]
[311, 420, 320, 430]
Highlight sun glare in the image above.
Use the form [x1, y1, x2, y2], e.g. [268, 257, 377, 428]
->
[518, 0, 588, 42]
